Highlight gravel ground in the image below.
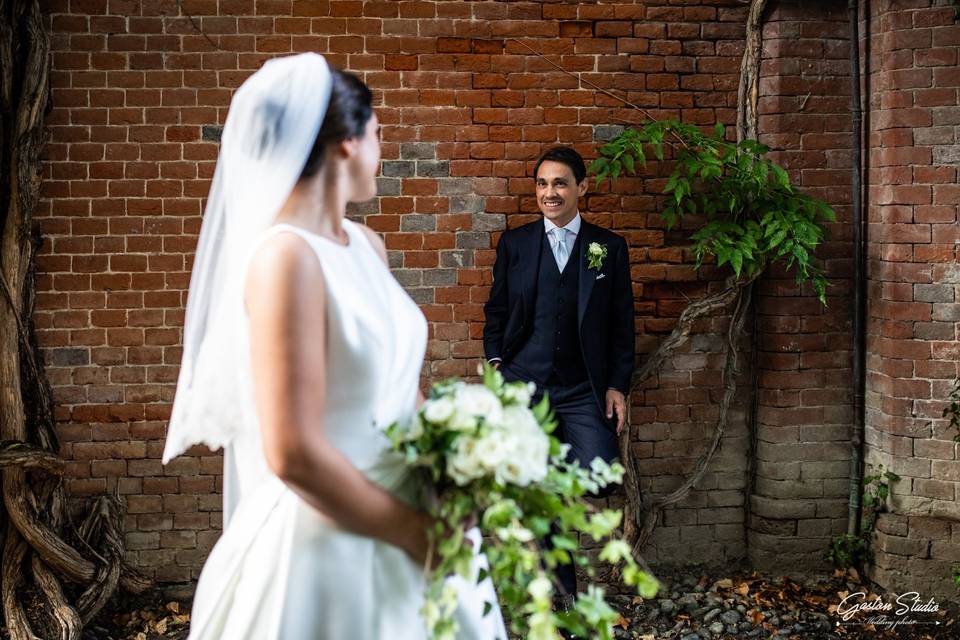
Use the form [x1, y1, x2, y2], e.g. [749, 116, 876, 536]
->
[606, 565, 958, 640]
[75, 565, 958, 640]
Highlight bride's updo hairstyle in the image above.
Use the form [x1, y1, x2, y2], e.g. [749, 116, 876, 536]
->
[299, 68, 374, 180]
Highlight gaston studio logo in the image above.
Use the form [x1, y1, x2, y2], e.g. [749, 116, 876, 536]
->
[833, 591, 943, 630]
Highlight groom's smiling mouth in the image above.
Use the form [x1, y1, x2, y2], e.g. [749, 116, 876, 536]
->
[542, 199, 563, 209]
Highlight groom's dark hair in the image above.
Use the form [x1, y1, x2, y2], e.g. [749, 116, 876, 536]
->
[534, 146, 587, 185]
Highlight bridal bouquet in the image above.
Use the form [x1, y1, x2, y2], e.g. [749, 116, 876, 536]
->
[384, 364, 660, 640]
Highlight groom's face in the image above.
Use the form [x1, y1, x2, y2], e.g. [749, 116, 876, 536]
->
[535, 160, 587, 226]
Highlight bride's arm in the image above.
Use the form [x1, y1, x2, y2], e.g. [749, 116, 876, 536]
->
[245, 232, 432, 562]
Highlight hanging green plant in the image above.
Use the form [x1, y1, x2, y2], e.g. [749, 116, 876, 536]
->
[590, 120, 836, 305]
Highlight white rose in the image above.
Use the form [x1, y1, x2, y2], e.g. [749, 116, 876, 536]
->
[495, 408, 549, 486]
[453, 384, 503, 427]
[446, 435, 485, 485]
[474, 433, 506, 472]
[448, 409, 478, 432]
[500, 404, 539, 434]
[423, 396, 455, 424]
[495, 457, 525, 486]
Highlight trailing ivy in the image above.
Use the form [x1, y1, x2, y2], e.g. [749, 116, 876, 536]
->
[590, 120, 836, 305]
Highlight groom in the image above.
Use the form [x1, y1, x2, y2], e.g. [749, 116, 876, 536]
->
[482, 146, 635, 598]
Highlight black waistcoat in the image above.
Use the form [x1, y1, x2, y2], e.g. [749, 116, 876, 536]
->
[508, 230, 588, 387]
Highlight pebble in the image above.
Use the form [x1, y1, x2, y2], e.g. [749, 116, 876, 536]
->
[677, 594, 699, 609]
[658, 599, 676, 614]
[708, 621, 725, 635]
[702, 607, 721, 623]
[720, 609, 740, 625]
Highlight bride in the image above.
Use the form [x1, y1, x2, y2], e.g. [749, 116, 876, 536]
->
[162, 53, 507, 639]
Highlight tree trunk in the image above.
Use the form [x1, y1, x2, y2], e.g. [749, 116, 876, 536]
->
[0, 3, 149, 635]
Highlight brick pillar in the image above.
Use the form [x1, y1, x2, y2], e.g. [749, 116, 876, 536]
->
[864, 0, 960, 600]
[748, 0, 855, 573]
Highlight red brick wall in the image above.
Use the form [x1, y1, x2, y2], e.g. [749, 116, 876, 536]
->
[863, 0, 960, 598]
[39, 0, 760, 582]
[37, 0, 957, 592]
[748, 0, 855, 573]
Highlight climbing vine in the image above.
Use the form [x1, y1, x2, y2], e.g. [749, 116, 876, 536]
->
[591, 117, 836, 555]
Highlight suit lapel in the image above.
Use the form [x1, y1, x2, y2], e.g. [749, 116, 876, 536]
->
[519, 223, 543, 320]
[577, 221, 598, 328]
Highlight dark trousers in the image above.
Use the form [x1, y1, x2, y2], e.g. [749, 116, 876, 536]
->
[500, 364, 619, 596]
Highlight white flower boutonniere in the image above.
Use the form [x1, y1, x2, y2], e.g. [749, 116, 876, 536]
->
[586, 241, 608, 271]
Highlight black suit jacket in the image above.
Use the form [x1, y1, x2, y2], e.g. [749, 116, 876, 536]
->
[483, 219, 635, 408]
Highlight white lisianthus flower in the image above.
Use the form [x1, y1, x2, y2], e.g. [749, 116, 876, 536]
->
[423, 396, 455, 424]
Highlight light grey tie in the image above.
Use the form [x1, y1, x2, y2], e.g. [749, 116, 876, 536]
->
[552, 227, 570, 271]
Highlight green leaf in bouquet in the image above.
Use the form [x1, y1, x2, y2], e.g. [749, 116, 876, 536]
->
[531, 393, 552, 423]
[482, 499, 521, 529]
[519, 512, 552, 539]
[482, 361, 504, 392]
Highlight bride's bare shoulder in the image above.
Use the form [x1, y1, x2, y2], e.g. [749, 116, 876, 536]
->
[246, 231, 325, 300]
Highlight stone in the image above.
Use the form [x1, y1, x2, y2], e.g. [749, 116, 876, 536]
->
[381, 160, 415, 177]
[400, 214, 436, 232]
[933, 144, 960, 165]
[439, 178, 473, 195]
[471, 212, 505, 231]
[455, 231, 489, 249]
[720, 610, 740, 625]
[593, 124, 625, 141]
[416, 160, 449, 177]
[703, 608, 721, 623]
[450, 195, 484, 213]
[708, 621, 724, 635]
[658, 599, 676, 614]
[400, 142, 435, 160]
[376, 177, 401, 196]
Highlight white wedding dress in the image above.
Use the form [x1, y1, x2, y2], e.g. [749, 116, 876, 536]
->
[186, 220, 508, 639]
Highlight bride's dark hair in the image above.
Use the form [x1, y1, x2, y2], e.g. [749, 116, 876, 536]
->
[299, 68, 373, 179]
